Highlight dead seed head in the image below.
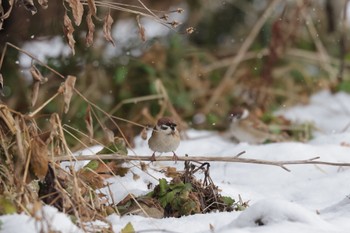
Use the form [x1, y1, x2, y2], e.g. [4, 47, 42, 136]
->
[160, 14, 169, 21]
[186, 27, 194, 34]
[177, 8, 184, 14]
[169, 20, 180, 28]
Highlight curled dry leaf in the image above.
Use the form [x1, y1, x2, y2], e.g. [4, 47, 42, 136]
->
[63, 75, 76, 113]
[103, 10, 115, 46]
[0, 73, 4, 96]
[14, 116, 25, 162]
[0, 0, 14, 29]
[85, 105, 94, 143]
[63, 12, 76, 55]
[136, 15, 146, 42]
[14, 116, 26, 179]
[87, 0, 97, 16]
[0, 104, 16, 135]
[67, 0, 84, 26]
[86, 12, 95, 47]
[30, 65, 48, 84]
[30, 136, 49, 180]
[37, 0, 48, 9]
[31, 81, 40, 107]
[48, 113, 60, 143]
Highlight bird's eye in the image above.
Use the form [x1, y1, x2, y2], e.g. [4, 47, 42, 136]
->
[160, 125, 169, 130]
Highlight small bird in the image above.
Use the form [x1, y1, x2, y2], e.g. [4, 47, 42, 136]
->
[148, 117, 180, 162]
[228, 107, 285, 144]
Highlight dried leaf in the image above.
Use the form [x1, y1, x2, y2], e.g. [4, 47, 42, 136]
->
[104, 127, 114, 144]
[0, 0, 14, 29]
[63, 12, 75, 55]
[31, 81, 40, 107]
[78, 165, 104, 189]
[39, 164, 64, 211]
[141, 127, 148, 140]
[49, 113, 60, 137]
[30, 65, 48, 83]
[63, 75, 76, 113]
[67, 0, 84, 26]
[37, 0, 48, 9]
[0, 73, 4, 96]
[85, 12, 95, 47]
[87, 0, 96, 16]
[30, 136, 49, 180]
[136, 15, 146, 42]
[85, 105, 94, 143]
[0, 104, 17, 135]
[19, 0, 37, 15]
[103, 10, 115, 46]
[209, 223, 214, 232]
[14, 116, 25, 179]
[132, 172, 140, 181]
[14, 117, 25, 163]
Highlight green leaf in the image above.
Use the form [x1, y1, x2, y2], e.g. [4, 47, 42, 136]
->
[221, 196, 235, 206]
[165, 190, 176, 204]
[337, 81, 350, 93]
[121, 222, 135, 233]
[114, 67, 128, 84]
[82, 160, 99, 170]
[0, 197, 16, 214]
[158, 178, 169, 196]
[169, 181, 185, 191]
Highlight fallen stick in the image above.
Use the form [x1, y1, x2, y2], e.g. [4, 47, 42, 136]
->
[54, 151, 350, 172]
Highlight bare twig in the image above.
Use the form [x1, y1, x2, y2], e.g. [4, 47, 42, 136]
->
[0, 42, 65, 79]
[204, 0, 281, 113]
[337, 0, 349, 83]
[299, 0, 337, 81]
[54, 153, 350, 172]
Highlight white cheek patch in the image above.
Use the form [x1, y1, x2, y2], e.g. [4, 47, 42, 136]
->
[159, 124, 176, 135]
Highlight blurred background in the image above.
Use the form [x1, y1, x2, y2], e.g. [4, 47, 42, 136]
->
[0, 0, 349, 146]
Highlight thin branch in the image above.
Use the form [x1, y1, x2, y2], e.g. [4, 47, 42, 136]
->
[301, 2, 337, 82]
[337, 0, 349, 83]
[204, 0, 281, 113]
[1, 42, 65, 79]
[54, 153, 350, 172]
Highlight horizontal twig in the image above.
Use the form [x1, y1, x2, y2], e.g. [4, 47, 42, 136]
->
[54, 152, 350, 172]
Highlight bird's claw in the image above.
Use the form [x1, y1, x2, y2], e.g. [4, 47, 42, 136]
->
[172, 152, 178, 164]
[150, 153, 156, 162]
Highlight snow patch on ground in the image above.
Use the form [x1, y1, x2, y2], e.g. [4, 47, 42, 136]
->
[1, 90, 350, 233]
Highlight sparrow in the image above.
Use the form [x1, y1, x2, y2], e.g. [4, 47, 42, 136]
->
[148, 117, 180, 162]
[228, 107, 286, 144]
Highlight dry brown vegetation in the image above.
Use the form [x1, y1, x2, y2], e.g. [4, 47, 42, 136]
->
[0, 0, 350, 231]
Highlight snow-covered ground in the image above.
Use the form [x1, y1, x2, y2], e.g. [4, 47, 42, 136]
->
[1, 89, 350, 233]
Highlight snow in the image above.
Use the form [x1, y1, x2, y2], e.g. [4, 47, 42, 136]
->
[1, 90, 350, 233]
[0, 205, 82, 233]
